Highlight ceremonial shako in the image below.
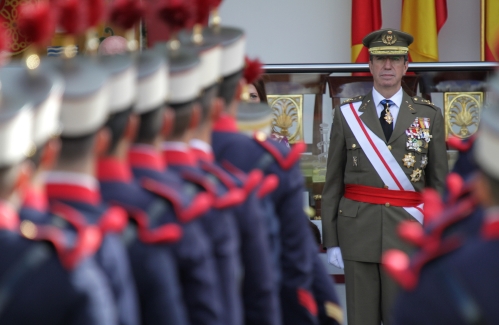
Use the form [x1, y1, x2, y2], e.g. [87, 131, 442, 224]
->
[97, 54, 137, 114]
[134, 50, 169, 115]
[237, 101, 273, 136]
[41, 57, 109, 137]
[362, 28, 414, 56]
[0, 66, 63, 147]
[0, 73, 34, 167]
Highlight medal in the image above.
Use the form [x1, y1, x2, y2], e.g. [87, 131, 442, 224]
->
[384, 107, 393, 124]
[410, 169, 423, 182]
[402, 153, 416, 168]
[421, 155, 428, 169]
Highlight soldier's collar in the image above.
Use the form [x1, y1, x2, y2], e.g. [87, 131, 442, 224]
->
[372, 87, 403, 108]
[97, 158, 133, 183]
[45, 171, 101, 205]
[213, 113, 238, 133]
[0, 200, 19, 232]
[128, 146, 165, 172]
[23, 186, 48, 212]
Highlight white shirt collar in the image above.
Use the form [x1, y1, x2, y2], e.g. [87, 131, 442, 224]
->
[189, 139, 213, 154]
[44, 171, 99, 190]
[161, 141, 190, 152]
[372, 87, 403, 108]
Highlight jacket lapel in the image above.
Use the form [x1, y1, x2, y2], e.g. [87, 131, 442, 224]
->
[359, 92, 387, 143]
[388, 92, 417, 144]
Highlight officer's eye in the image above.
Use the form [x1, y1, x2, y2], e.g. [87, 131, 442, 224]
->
[390, 56, 402, 62]
[250, 93, 258, 99]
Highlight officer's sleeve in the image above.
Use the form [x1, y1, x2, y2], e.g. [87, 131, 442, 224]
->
[426, 108, 448, 195]
[321, 106, 347, 248]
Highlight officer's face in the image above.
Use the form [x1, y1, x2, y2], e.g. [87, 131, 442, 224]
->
[369, 55, 408, 90]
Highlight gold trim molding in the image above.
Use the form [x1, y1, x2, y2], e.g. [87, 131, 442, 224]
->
[267, 95, 303, 143]
[444, 92, 482, 139]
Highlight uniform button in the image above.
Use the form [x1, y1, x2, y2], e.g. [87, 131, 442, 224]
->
[384, 185, 389, 189]
[388, 145, 392, 150]
[339, 210, 343, 214]
[352, 144, 357, 149]
[385, 203, 390, 207]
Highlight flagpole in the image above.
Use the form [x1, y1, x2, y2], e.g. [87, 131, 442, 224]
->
[481, 0, 485, 61]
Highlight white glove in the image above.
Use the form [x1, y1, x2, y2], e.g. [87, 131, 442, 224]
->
[327, 247, 344, 269]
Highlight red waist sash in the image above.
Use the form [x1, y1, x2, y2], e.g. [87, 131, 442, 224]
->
[344, 184, 422, 207]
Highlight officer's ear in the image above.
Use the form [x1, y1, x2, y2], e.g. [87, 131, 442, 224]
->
[95, 127, 111, 157]
[210, 97, 224, 121]
[15, 160, 34, 197]
[40, 137, 61, 171]
[124, 114, 139, 143]
[189, 102, 202, 130]
[160, 108, 174, 138]
[474, 172, 494, 207]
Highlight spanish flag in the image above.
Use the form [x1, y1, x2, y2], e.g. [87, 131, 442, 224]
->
[401, 0, 447, 62]
[483, 0, 499, 61]
[351, 0, 382, 64]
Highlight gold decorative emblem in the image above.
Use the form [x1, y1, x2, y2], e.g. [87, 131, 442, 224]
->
[255, 131, 267, 142]
[410, 169, 423, 182]
[444, 92, 482, 139]
[402, 153, 416, 168]
[382, 31, 397, 45]
[267, 95, 303, 143]
[421, 155, 428, 169]
[384, 108, 393, 124]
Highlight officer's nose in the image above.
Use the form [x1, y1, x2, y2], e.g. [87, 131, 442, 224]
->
[383, 58, 393, 69]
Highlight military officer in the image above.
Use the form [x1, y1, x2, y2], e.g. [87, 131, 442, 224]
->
[321, 28, 448, 325]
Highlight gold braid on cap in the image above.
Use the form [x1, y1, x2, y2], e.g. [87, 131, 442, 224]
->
[369, 46, 409, 55]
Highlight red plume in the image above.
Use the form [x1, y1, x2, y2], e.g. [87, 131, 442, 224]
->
[194, 0, 212, 25]
[211, 0, 222, 8]
[109, 0, 145, 30]
[382, 249, 417, 290]
[17, 2, 56, 46]
[244, 56, 263, 84]
[421, 188, 443, 224]
[157, 0, 195, 34]
[85, 0, 107, 28]
[57, 0, 86, 35]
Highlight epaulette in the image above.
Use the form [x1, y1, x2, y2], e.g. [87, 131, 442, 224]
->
[181, 170, 246, 209]
[341, 95, 363, 105]
[297, 288, 318, 317]
[99, 206, 128, 234]
[27, 202, 103, 270]
[257, 174, 279, 199]
[447, 135, 476, 153]
[411, 96, 438, 109]
[253, 134, 306, 171]
[221, 161, 264, 195]
[141, 177, 212, 223]
[117, 204, 182, 244]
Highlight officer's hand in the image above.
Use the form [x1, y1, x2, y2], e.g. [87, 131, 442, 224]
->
[327, 247, 344, 269]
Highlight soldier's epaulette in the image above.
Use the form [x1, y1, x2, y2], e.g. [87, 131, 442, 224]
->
[383, 236, 463, 291]
[99, 206, 128, 234]
[25, 202, 103, 270]
[411, 96, 438, 109]
[121, 205, 183, 244]
[257, 174, 279, 199]
[141, 177, 212, 223]
[341, 95, 363, 105]
[253, 132, 306, 171]
[221, 160, 264, 195]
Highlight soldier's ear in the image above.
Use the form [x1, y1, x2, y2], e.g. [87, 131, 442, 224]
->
[40, 138, 61, 171]
[160, 108, 174, 138]
[124, 114, 139, 142]
[210, 97, 224, 121]
[188, 102, 202, 130]
[15, 160, 34, 197]
[95, 127, 111, 157]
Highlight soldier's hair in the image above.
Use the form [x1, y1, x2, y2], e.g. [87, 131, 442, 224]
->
[58, 134, 97, 164]
[218, 70, 244, 107]
[369, 55, 409, 63]
[135, 105, 165, 144]
[253, 79, 268, 104]
[199, 84, 220, 124]
[169, 102, 195, 139]
[104, 106, 133, 154]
